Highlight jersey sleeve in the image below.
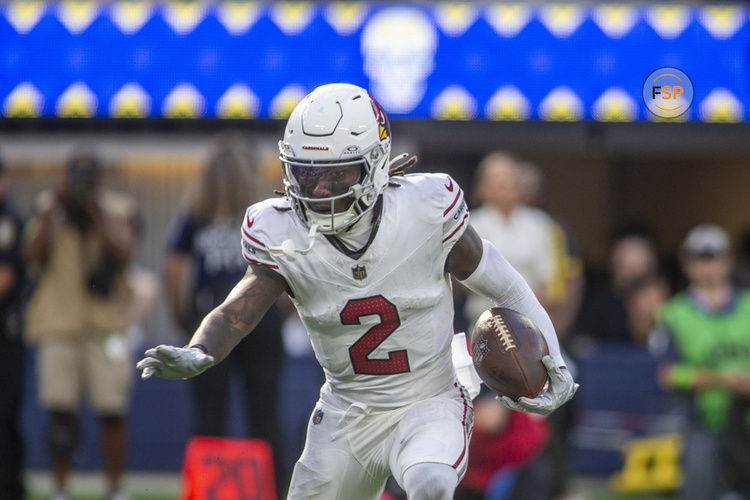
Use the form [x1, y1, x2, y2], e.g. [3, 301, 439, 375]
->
[436, 174, 470, 251]
[240, 204, 280, 271]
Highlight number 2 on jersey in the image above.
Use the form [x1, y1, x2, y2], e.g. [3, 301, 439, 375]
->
[340, 296, 410, 375]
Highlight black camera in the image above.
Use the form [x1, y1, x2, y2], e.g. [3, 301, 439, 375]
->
[65, 152, 102, 201]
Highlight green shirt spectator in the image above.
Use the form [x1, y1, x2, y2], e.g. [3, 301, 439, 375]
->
[660, 289, 750, 431]
[657, 223, 750, 500]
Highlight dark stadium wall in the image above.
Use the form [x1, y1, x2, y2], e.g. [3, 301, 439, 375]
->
[3, 129, 750, 272]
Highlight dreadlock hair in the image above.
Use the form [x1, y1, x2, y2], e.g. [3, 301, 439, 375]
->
[388, 154, 418, 177]
[272, 188, 291, 211]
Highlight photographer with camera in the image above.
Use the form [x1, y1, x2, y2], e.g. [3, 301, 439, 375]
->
[24, 148, 136, 500]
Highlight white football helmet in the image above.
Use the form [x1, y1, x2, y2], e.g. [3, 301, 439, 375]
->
[279, 83, 392, 234]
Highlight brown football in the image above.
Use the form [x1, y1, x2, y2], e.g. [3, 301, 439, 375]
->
[470, 307, 549, 400]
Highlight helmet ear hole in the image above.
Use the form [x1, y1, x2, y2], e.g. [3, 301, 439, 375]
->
[370, 146, 382, 164]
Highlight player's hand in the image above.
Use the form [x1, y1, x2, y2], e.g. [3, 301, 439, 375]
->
[136, 345, 214, 380]
[498, 355, 578, 416]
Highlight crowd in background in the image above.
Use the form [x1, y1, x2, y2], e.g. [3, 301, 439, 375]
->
[163, 136, 286, 493]
[1, 138, 749, 500]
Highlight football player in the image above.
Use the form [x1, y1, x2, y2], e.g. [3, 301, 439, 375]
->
[137, 84, 577, 500]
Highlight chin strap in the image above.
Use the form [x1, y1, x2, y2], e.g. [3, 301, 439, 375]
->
[269, 224, 319, 260]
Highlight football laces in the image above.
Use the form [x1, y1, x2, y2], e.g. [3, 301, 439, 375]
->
[490, 315, 517, 352]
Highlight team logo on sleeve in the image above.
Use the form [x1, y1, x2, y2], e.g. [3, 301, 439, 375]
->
[352, 265, 367, 280]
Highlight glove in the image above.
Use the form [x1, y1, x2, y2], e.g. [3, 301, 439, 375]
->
[136, 344, 214, 380]
[498, 355, 578, 416]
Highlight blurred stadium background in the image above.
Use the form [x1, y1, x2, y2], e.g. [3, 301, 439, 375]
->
[2, 1, 750, 498]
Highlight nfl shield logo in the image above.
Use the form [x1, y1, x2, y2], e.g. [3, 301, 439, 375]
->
[352, 265, 367, 280]
[472, 338, 490, 365]
[312, 408, 324, 425]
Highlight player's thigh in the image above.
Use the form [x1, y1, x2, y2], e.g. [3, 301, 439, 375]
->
[85, 335, 133, 415]
[38, 339, 81, 411]
[288, 404, 386, 500]
[388, 384, 473, 488]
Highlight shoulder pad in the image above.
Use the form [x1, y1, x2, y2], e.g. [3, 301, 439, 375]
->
[240, 198, 295, 270]
[394, 173, 469, 249]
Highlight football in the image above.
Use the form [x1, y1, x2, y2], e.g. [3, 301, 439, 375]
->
[470, 307, 549, 400]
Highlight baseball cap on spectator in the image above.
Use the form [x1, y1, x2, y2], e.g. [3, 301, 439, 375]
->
[683, 224, 730, 257]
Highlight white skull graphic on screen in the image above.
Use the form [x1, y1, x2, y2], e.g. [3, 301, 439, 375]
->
[361, 8, 438, 114]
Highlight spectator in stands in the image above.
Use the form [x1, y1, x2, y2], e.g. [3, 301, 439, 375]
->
[517, 161, 584, 340]
[623, 273, 670, 349]
[516, 160, 583, 500]
[277, 309, 326, 479]
[23, 149, 137, 500]
[657, 224, 750, 500]
[734, 225, 750, 288]
[165, 135, 285, 490]
[574, 225, 660, 345]
[723, 396, 750, 499]
[464, 154, 579, 500]
[0, 157, 27, 500]
[454, 390, 550, 500]
[464, 152, 556, 325]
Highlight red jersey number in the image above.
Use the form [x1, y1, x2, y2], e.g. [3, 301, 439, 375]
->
[341, 296, 410, 375]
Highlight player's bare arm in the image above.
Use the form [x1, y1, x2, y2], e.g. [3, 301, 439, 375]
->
[136, 263, 286, 380]
[445, 224, 483, 280]
[189, 263, 286, 362]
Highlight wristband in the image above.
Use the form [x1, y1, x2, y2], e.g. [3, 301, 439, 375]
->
[188, 344, 209, 355]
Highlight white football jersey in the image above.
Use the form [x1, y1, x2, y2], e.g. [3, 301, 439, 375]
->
[241, 173, 469, 408]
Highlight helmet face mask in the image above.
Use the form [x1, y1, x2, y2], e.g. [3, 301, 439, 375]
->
[285, 160, 364, 203]
[279, 84, 392, 234]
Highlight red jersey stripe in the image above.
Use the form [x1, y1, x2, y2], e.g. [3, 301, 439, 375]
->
[442, 213, 469, 243]
[242, 226, 266, 248]
[452, 383, 470, 469]
[443, 188, 463, 217]
[241, 250, 279, 270]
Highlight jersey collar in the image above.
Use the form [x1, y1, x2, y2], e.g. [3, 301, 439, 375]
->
[324, 196, 383, 261]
